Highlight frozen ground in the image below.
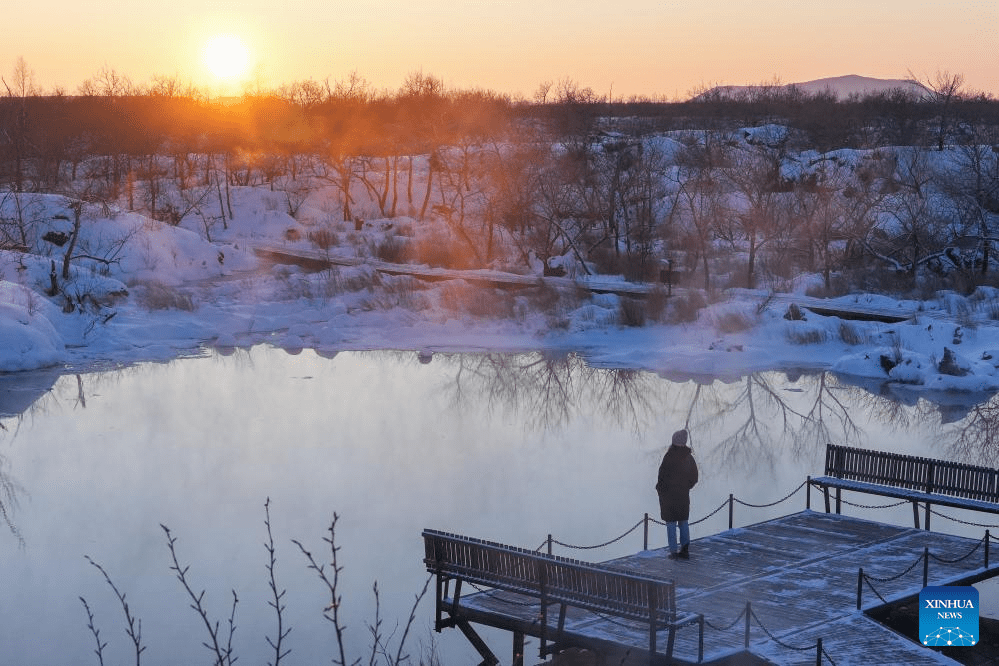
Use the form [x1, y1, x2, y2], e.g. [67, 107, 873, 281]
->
[3, 190, 999, 401]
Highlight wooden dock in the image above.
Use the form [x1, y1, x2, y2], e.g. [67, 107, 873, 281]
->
[450, 511, 997, 665]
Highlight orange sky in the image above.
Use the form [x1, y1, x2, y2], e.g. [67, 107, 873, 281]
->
[3, 1, 996, 99]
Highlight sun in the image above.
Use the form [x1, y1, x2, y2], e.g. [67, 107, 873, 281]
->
[203, 34, 250, 81]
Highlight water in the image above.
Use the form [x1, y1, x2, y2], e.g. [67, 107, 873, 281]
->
[2, 347, 998, 665]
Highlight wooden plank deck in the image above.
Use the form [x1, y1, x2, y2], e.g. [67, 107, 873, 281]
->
[454, 511, 996, 664]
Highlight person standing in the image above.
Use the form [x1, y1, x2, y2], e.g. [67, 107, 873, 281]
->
[656, 429, 699, 560]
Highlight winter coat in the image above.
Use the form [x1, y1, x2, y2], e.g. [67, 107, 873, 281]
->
[656, 445, 699, 522]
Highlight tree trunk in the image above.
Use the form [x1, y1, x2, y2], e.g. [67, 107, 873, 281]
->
[420, 152, 436, 221]
[62, 203, 82, 280]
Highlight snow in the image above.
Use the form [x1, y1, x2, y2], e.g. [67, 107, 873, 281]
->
[3, 159, 999, 400]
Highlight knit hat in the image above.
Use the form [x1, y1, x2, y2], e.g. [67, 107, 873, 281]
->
[671, 429, 688, 447]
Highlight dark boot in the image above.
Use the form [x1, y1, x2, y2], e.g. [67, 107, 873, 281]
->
[668, 550, 680, 560]
[678, 544, 690, 559]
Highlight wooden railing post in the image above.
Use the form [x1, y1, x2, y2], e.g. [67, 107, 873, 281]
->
[816, 637, 823, 666]
[806, 475, 811, 510]
[647, 582, 657, 663]
[923, 547, 930, 588]
[744, 601, 752, 648]
[643, 513, 649, 551]
[856, 568, 864, 610]
[729, 494, 735, 529]
[986, 530, 991, 569]
[539, 562, 548, 658]
[547, 534, 553, 556]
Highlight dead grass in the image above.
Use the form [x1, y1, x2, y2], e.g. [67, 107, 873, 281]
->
[134, 280, 196, 311]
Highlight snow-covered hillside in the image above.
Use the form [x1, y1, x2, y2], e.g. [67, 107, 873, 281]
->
[694, 74, 928, 101]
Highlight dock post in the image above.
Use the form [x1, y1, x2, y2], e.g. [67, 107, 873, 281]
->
[512, 631, 524, 666]
[986, 530, 990, 569]
[644, 513, 649, 551]
[729, 494, 734, 529]
[925, 502, 932, 531]
[806, 476, 811, 510]
[744, 601, 751, 648]
[547, 534, 553, 556]
[856, 568, 863, 610]
[923, 547, 929, 587]
[815, 637, 822, 666]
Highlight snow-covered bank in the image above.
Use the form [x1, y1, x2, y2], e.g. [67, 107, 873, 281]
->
[4, 192, 999, 405]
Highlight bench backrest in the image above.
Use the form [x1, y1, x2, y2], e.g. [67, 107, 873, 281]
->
[423, 529, 678, 625]
[825, 444, 999, 503]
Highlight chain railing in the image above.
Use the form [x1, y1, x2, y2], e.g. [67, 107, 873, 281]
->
[856, 531, 992, 609]
[928, 506, 999, 529]
[538, 481, 810, 555]
[701, 600, 834, 666]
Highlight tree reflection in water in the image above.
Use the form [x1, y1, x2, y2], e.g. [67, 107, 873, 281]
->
[429, 351, 999, 470]
[0, 429, 24, 544]
[951, 394, 999, 463]
[441, 352, 666, 434]
[0, 369, 96, 543]
[673, 372, 865, 472]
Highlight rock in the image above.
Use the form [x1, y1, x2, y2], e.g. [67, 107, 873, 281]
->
[784, 303, 806, 321]
[879, 354, 897, 375]
[938, 347, 969, 377]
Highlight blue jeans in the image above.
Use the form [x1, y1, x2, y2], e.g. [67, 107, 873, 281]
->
[666, 521, 690, 553]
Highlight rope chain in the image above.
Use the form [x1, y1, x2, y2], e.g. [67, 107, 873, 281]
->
[749, 607, 820, 652]
[928, 507, 999, 529]
[550, 519, 645, 551]
[689, 499, 730, 526]
[862, 551, 925, 584]
[734, 481, 806, 508]
[862, 576, 891, 606]
[927, 535, 986, 564]
[703, 606, 747, 632]
[837, 497, 908, 509]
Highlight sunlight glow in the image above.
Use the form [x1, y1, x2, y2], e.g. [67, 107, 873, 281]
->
[203, 34, 250, 81]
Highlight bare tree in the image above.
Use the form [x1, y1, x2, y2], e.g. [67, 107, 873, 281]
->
[866, 148, 952, 277]
[674, 162, 724, 289]
[907, 69, 965, 150]
[2, 56, 40, 192]
[723, 138, 792, 288]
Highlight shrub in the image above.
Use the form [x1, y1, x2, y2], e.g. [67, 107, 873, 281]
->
[439, 282, 515, 318]
[308, 228, 339, 252]
[135, 281, 196, 311]
[987, 299, 999, 321]
[587, 246, 622, 276]
[618, 298, 646, 327]
[669, 290, 707, 323]
[838, 321, 864, 345]
[375, 236, 410, 263]
[785, 325, 826, 345]
[644, 285, 669, 322]
[411, 234, 474, 269]
[714, 310, 754, 334]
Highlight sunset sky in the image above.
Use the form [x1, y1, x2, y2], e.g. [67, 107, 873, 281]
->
[3, 1, 996, 99]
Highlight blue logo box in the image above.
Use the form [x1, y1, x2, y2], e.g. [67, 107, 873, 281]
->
[919, 586, 979, 647]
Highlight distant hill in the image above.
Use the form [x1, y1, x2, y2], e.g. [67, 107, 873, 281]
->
[693, 75, 929, 101]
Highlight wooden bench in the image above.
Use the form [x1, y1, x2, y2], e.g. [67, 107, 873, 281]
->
[423, 529, 703, 665]
[810, 444, 999, 529]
